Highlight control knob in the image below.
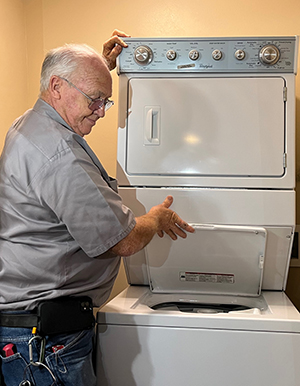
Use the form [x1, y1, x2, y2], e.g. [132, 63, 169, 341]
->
[134, 45, 153, 66]
[259, 44, 280, 65]
[235, 49, 246, 60]
[212, 49, 222, 61]
[189, 49, 200, 61]
[166, 50, 177, 61]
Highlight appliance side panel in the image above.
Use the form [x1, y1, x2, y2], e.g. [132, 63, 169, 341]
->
[96, 324, 300, 386]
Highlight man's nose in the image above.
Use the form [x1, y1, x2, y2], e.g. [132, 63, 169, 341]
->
[93, 105, 105, 117]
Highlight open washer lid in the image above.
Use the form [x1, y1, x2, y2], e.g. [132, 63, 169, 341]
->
[146, 224, 267, 297]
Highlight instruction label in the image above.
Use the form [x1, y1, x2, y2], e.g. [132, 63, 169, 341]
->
[180, 271, 235, 284]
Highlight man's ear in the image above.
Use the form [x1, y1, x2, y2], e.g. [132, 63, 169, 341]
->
[48, 75, 63, 100]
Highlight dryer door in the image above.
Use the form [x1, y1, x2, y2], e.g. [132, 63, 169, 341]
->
[126, 77, 285, 178]
[146, 224, 267, 297]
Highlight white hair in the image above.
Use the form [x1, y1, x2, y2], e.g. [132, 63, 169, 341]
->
[39, 43, 107, 94]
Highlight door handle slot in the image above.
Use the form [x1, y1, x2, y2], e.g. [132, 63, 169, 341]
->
[144, 106, 160, 145]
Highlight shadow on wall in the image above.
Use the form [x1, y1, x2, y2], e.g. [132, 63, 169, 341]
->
[286, 267, 300, 311]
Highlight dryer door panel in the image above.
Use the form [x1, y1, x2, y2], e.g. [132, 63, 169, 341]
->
[126, 77, 285, 177]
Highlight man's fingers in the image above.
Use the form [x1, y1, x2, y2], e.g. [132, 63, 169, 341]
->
[176, 220, 195, 233]
[111, 29, 130, 38]
[161, 195, 173, 209]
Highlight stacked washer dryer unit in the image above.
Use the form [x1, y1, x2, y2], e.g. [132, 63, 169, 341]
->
[96, 37, 300, 386]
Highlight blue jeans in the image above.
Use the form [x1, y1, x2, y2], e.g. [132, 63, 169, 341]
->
[0, 325, 96, 386]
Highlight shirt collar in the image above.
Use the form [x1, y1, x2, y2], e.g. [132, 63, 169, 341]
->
[33, 98, 75, 133]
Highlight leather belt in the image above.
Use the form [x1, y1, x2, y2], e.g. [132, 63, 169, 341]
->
[0, 312, 38, 328]
[0, 296, 95, 335]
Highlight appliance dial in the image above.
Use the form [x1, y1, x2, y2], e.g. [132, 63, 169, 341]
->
[259, 44, 280, 65]
[212, 49, 222, 61]
[166, 50, 177, 61]
[134, 45, 153, 66]
[235, 49, 246, 60]
[189, 49, 200, 61]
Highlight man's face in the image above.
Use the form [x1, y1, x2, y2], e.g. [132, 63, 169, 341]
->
[58, 57, 112, 137]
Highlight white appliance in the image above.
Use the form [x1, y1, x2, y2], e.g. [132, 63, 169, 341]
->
[96, 37, 300, 386]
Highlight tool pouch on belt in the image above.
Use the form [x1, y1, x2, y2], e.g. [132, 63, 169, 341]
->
[37, 296, 95, 336]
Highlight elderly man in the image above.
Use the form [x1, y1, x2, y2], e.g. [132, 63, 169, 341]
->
[0, 31, 194, 385]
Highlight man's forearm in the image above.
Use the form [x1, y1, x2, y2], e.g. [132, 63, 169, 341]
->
[110, 196, 194, 257]
[111, 214, 158, 257]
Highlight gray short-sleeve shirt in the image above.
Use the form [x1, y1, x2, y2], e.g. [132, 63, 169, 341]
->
[0, 99, 136, 309]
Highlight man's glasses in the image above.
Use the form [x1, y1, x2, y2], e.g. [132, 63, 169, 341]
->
[59, 76, 114, 112]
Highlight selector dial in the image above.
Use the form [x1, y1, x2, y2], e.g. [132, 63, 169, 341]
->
[259, 44, 280, 65]
[166, 50, 177, 61]
[212, 49, 223, 61]
[189, 49, 200, 61]
[235, 49, 246, 60]
[134, 45, 153, 66]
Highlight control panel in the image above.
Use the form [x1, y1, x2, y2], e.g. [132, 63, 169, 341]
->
[117, 36, 298, 73]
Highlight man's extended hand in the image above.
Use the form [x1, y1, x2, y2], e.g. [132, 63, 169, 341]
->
[102, 29, 130, 71]
[149, 196, 195, 239]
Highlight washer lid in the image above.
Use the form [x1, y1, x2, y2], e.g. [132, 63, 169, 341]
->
[146, 224, 267, 297]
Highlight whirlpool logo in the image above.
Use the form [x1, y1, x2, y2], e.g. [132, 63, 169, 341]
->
[199, 64, 213, 69]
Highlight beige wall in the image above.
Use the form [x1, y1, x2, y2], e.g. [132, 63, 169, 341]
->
[0, 0, 27, 150]
[1, 0, 300, 305]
